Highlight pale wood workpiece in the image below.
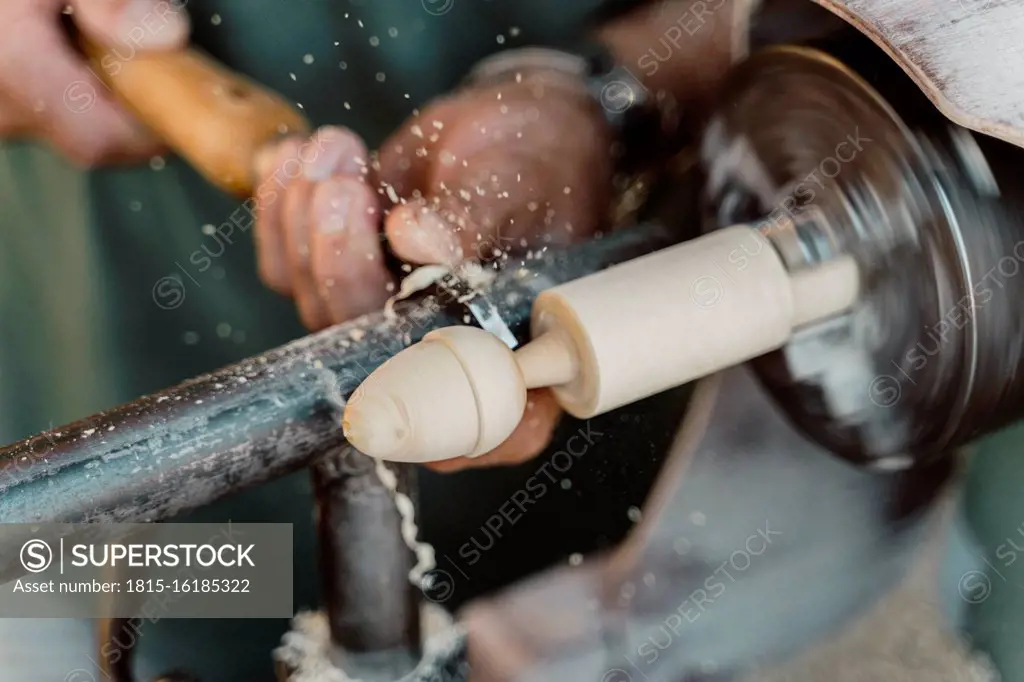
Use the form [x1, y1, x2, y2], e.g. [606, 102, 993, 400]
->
[343, 225, 861, 463]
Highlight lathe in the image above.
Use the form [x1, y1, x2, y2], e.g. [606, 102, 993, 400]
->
[3, 0, 1023, 680]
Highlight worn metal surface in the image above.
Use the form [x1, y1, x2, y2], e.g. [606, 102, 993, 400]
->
[312, 447, 420, 680]
[0, 223, 676, 581]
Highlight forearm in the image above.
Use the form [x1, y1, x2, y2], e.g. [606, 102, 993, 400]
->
[594, 0, 759, 120]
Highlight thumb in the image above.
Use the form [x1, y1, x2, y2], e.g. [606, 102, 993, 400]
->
[71, 0, 190, 50]
[385, 145, 602, 266]
[383, 147, 541, 266]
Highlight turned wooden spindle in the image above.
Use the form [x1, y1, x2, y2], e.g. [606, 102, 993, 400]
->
[343, 225, 861, 463]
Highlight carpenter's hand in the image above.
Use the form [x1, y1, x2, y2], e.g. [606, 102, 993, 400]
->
[254, 70, 615, 471]
[0, 0, 189, 165]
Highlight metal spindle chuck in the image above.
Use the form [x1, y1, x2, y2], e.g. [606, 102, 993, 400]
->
[702, 45, 1024, 468]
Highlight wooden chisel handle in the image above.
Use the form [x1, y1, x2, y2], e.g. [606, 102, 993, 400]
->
[81, 40, 310, 197]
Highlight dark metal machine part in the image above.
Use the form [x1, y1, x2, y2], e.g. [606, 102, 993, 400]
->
[311, 446, 421, 680]
[97, 454, 423, 682]
[701, 46, 1024, 467]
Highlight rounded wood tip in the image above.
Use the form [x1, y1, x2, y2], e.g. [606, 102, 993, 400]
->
[342, 392, 411, 461]
[342, 327, 527, 462]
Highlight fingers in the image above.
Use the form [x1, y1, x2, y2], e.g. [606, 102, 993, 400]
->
[0, 11, 162, 165]
[253, 126, 392, 330]
[253, 138, 303, 296]
[282, 170, 331, 330]
[71, 0, 190, 50]
[424, 390, 563, 473]
[310, 177, 392, 323]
